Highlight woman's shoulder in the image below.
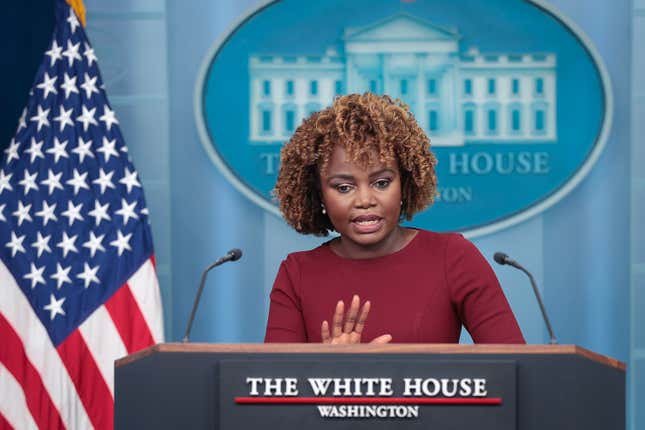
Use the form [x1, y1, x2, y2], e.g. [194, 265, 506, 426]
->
[283, 240, 335, 266]
[412, 228, 469, 248]
[407, 229, 483, 264]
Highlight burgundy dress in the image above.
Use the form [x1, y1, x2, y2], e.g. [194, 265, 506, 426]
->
[264, 230, 525, 344]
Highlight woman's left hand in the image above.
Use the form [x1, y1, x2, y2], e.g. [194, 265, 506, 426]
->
[320, 295, 392, 344]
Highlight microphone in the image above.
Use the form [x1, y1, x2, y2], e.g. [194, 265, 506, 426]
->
[493, 252, 557, 344]
[182, 249, 243, 342]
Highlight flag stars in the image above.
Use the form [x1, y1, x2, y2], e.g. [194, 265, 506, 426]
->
[4, 139, 21, 163]
[60, 73, 79, 99]
[0, 170, 13, 194]
[46, 137, 69, 163]
[19, 170, 39, 195]
[97, 137, 119, 162]
[77, 263, 100, 288]
[84, 43, 97, 66]
[35, 201, 58, 226]
[119, 167, 141, 193]
[92, 168, 115, 194]
[12, 201, 33, 226]
[115, 198, 138, 225]
[57, 232, 78, 258]
[76, 105, 98, 131]
[30, 105, 51, 132]
[67, 9, 81, 33]
[5, 232, 26, 257]
[36, 72, 58, 99]
[83, 231, 106, 257]
[61, 201, 84, 226]
[43, 294, 66, 320]
[66, 169, 89, 195]
[31, 232, 52, 257]
[17, 109, 28, 132]
[53, 106, 74, 132]
[40, 169, 64, 195]
[73, 137, 94, 163]
[88, 199, 111, 226]
[99, 105, 118, 131]
[45, 40, 63, 67]
[25, 138, 45, 163]
[62, 40, 82, 67]
[110, 230, 132, 256]
[80, 73, 99, 99]
[51, 263, 72, 289]
[24, 263, 46, 289]
[3, 13, 156, 329]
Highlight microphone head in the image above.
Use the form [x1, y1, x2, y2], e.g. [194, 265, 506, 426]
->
[493, 252, 509, 265]
[228, 248, 243, 261]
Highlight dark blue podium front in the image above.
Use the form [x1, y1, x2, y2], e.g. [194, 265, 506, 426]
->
[114, 344, 625, 429]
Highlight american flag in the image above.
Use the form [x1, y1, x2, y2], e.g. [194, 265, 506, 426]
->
[0, 1, 164, 429]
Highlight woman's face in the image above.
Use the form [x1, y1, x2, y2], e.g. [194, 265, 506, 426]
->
[319, 144, 403, 258]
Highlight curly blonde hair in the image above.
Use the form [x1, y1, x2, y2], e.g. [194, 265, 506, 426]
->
[274, 93, 437, 236]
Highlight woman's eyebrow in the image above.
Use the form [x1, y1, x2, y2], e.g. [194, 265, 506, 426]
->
[368, 168, 396, 177]
[326, 173, 355, 181]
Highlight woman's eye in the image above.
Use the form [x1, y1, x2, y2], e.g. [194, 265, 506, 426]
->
[336, 184, 352, 193]
[373, 179, 391, 190]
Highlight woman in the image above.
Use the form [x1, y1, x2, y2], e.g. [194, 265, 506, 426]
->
[265, 93, 524, 344]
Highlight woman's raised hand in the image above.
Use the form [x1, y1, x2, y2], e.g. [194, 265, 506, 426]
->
[321, 295, 392, 344]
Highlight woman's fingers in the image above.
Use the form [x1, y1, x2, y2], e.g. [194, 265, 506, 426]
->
[343, 295, 360, 334]
[332, 300, 344, 338]
[321, 320, 331, 344]
[354, 300, 370, 335]
[370, 334, 392, 344]
[323, 296, 378, 344]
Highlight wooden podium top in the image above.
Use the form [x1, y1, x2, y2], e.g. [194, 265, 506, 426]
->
[116, 343, 625, 371]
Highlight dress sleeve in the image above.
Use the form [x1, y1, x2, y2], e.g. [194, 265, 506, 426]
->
[264, 257, 308, 342]
[445, 234, 525, 344]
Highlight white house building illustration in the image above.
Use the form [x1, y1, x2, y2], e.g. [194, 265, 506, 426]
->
[249, 14, 557, 146]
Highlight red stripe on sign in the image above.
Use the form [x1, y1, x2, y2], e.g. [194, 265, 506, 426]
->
[0, 410, 14, 430]
[150, 254, 157, 269]
[105, 284, 154, 354]
[235, 397, 502, 405]
[0, 314, 65, 430]
[57, 330, 113, 430]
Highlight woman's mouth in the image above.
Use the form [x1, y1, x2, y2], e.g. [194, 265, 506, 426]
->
[351, 215, 384, 234]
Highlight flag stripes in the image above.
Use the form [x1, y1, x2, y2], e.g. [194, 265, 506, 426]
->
[127, 259, 164, 341]
[1, 257, 162, 429]
[57, 331, 114, 430]
[0, 261, 93, 430]
[78, 306, 127, 397]
[104, 284, 155, 354]
[0, 318, 64, 430]
[0, 363, 39, 430]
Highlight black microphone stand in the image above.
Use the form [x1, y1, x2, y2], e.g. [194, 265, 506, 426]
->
[494, 252, 557, 344]
[182, 249, 242, 342]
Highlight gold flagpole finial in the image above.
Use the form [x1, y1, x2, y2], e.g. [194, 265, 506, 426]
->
[65, 0, 86, 27]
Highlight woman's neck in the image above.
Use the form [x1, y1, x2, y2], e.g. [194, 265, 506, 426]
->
[332, 226, 417, 259]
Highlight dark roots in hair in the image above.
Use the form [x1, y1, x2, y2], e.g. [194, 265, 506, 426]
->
[274, 92, 438, 236]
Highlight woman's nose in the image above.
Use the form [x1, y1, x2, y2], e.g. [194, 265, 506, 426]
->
[354, 186, 376, 208]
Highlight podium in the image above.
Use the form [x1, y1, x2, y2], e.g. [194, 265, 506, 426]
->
[115, 344, 625, 429]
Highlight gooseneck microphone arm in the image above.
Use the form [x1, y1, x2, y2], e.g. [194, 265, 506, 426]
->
[493, 252, 557, 344]
[182, 249, 242, 342]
